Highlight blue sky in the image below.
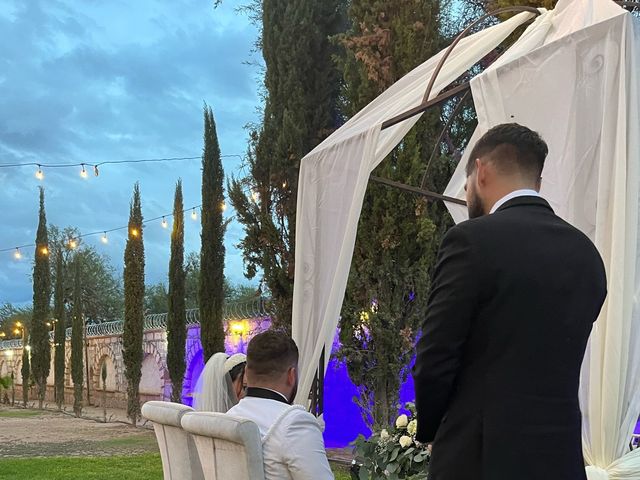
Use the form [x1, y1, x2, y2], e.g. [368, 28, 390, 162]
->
[0, 0, 261, 305]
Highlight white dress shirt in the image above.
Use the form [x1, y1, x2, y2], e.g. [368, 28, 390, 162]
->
[227, 395, 334, 480]
[489, 189, 540, 214]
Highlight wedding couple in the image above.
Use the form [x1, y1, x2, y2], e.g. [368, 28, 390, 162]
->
[193, 330, 334, 480]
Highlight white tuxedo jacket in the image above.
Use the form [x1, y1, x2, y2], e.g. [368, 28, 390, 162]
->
[227, 395, 334, 480]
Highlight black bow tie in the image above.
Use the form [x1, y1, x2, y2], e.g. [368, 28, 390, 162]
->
[246, 387, 290, 405]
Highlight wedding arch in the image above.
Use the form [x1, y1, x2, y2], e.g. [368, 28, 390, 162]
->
[291, 0, 640, 478]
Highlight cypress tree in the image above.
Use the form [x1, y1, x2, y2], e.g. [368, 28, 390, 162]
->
[336, 0, 453, 429]
[199, 107, 226, 361]
[53, 247, 66, 409]
[123, 183, 145, 424]
[228, 0, 346, 329]
[71, 257, 84, 417]
[31, 186, 52, 409]
[167, 179, 186, 402]
[21, 326, 29, 407]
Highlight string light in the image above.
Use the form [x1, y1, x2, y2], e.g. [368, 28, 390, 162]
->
[251, 190, 260, 203]
[221, 201, 227, 212]
[14, 248, 22, 260]
[69, 238, 78, 249]
[35, 165, 44, 180]
[40, 246, 49, 256]
[94, 165, 99, 177]
[191, 208, 198, 221]
[161, 217, 168, 228]
[80, 164, 88, 179]
[101, 232, 108, 244]
[130, 227, 139, 237]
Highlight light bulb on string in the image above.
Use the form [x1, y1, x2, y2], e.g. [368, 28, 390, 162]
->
[131, 227, 139, 237]
[101, 232, 108, 244]
[14, 248, 22, 260]
[35, 165, 44, 180]
[80, 164, 88, 179]
[161, 217, 168, 229]
[191, 208, 198, 221]
[69, 238, 77, 249]
[221, 201, 227, 212]
[94, 165, 99, 177]
[40, 246, 49, 256]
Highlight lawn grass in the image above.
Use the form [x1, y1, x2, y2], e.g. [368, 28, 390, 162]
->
[0, 409, 43, 419]
[0, 454, 352, 479]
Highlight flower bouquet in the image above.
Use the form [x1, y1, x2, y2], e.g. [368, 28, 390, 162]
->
[351, 403, 430, 480]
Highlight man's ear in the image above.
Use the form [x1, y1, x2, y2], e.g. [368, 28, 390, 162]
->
[287, 367, 296, 386]
[535, 176, 542, 192]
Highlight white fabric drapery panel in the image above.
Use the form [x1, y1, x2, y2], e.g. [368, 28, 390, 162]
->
[443, 1, 640, 478]
[291, 10, 539, 406]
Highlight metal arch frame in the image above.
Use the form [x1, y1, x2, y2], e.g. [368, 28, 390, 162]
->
[371, 1, 638, 206]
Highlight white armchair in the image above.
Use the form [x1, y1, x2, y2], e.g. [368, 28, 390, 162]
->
[181, 411, 265, 480]
[141, 401, 205, 480]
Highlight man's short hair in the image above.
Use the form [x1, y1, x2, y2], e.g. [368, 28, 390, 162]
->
[466, 123, 548, 180]
[246, 329, 299, 380]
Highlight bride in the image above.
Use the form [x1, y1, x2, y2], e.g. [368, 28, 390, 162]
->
[193, 352, 247, 412]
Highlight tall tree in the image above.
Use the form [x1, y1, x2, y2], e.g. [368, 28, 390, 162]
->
[71, 257, 84, 417]
[167, 180, 186, 402]
[228, 0, 346, 329]
[123, 183, 145, 424]
[335, 0, 454, 430]
[21, 325, 29, 407]
[31, 187, 52, 409]
[199, 106, 226, 361]
[53, 248, 66, 409]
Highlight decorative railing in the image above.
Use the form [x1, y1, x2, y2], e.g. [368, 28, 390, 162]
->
[0, 297, 274, 351]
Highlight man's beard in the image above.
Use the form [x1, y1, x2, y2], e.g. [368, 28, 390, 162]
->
[467, 189, 486, 219]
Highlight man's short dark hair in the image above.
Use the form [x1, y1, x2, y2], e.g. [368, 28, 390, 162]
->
[466, 123, 548, 180]
[247, 329, 299, 380]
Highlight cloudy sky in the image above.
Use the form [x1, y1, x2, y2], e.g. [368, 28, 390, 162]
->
[0, 0, 261, 305]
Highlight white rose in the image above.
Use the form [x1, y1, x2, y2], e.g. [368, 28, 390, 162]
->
[395, 414, 409, 428]
[407, 419, 417, 436]
[380, 429, 390, 440]
[399, 435, 413, 448]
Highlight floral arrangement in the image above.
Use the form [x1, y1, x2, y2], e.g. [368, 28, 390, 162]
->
[351, 402, 430, 480]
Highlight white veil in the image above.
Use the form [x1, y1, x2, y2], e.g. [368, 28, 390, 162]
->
[193, 352, 237, 412]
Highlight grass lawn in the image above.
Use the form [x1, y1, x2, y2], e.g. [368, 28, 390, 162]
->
[0, 453, 352, 479]
[0, 409, 43, 419]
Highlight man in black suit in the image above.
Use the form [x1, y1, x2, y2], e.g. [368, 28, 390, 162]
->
[413, 123, 607, 480]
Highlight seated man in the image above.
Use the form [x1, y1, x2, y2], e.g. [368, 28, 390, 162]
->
[227, 330, 334, 480]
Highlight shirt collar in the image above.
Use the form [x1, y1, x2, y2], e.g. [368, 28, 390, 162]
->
[489, 189, 540, 214]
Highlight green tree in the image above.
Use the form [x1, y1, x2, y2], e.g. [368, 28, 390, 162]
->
[335, 0, 455, 430]
[167, 180, 186, 402]
[123, 183, 145, 424]
[31, 187, 52, 409]
[21, 324, 30, 407]
[199, 106, 226, 361]
[71, 257, 84, 417]
[185, 252, 200, 309]
[53, 247, 66, 409]
[144, 283, 168, 314]
[228, 0, 346, 329]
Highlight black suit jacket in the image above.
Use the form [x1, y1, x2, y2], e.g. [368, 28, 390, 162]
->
[413, 196, 607, 480]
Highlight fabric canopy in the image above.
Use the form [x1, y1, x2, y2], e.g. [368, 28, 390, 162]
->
[443, 1, 640, 478]
[291, 10, 539, 408]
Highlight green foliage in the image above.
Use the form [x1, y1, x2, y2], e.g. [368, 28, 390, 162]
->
[31, 187, 52, 408]
[352, 404, 429, 480]
[49, 225, 124, 323]
[144, 283, 168, 314]
[167, 179, 187, 403]
[71, 258, 84, 417]
[123, 183, 145, 424]
[335, 0, 455, 430]
[0, 374, 13, 403]
[185, 251, 200, 309]
[228, 0, 346, 329]
[53, 248, 66, 409]
[199, 106, 227, 361]
[0, 304, 32, 339]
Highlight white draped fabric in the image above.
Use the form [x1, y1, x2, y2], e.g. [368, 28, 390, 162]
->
[291, 11, 539, 408]
[442, 1, 640, 478]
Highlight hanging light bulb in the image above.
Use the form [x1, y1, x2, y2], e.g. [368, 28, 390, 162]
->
[101, 232, 108, 244]
[191, 208, 198, 220]
[131, 227, 139, 237]
[94, 165, 99, 177]
[69, 238, 77, 249]
[161, 217, 168, 228]
[221, 201, 227, 212]
[40, 246, 49, 256]
[251, 190, 260, 203]
[80, 164, 88, 179]
[35, 165, 44, 180]
[14, 248, 22, 260]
